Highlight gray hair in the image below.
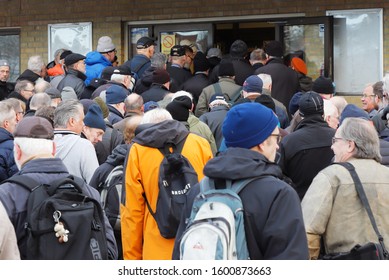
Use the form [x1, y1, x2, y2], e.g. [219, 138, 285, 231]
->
[338, 117, 381, 163]
[0, 102, 16, 124]
[34, 79, 51, 93]
[2, 98, 24, 114]
[151, 52, 167, 69]
[27, 55, 45, 73]
[54, 48, 67, 59]
[140, 108, 172, 124]
[125, 93, 143, 111]
[53, 99, 83, 128]
[250, 48, 266, 61]
[29, 92, 52, 110]
[15, 79, 34, 94]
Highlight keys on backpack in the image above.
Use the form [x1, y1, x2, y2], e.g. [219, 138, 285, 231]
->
[53, 210, 70, 243]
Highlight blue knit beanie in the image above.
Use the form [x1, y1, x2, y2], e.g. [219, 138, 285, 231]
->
[222, 102, 278, 149]
[105, 85, 128, 104]
[83, 104, 106, 131]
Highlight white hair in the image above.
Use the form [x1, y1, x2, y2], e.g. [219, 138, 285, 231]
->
[257, 73, 272, 88]
[323, 99, 338, 119]
[172, 90, 193, 102]
[110, 73, 126, 84]
[140, 108, 172, 124]
[14, 137, 54, 159]
[28, 55, 45, 73]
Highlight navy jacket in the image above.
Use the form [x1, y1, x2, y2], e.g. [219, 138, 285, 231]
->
[122, 54, 151, 79]
[0, 128, 17, 183]
[173, 147, 309, 260]
[107, 105, 124, 125]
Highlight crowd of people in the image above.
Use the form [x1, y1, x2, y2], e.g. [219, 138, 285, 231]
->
[1, 35, 389, 260]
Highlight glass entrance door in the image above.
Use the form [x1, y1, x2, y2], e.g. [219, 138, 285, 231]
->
[277, 16, 333, 81]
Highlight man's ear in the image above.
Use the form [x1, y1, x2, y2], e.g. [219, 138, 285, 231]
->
[348, 141, 356, 153]
[14, 143, 22, 161]
[3, 120, 9, 130]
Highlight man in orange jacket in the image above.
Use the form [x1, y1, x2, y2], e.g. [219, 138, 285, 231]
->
[121, 108, 213, 260]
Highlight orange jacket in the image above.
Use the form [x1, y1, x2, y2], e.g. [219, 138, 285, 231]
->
[47, 63, 64, 77]
[121, 124, 212, 260]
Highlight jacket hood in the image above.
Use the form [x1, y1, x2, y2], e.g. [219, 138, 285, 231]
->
[53, 132, 83, 159]
[132, 120, 189, 149]
[204, 147, 284, 180]
[85, 51, 111, 66]
[105, 143, 129, 166]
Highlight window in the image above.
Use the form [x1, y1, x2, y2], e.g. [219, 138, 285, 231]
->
[0, 29, 20, 82]
[327, 9, 383, 95]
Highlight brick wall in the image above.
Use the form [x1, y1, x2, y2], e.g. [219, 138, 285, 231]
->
[0, 0, 388, 75]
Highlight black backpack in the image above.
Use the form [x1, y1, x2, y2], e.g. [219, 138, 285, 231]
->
[6, 175, 109, 260]
[98, 165, 125, 232]
[143, 137, 199, 239]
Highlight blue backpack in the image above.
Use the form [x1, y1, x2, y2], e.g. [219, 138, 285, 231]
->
[179, 176, 257, 260]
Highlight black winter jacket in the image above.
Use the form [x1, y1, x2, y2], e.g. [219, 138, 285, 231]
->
[255, 58, 299, 114]
[173, 148, 309, 260]
[279, 115, 335, 200]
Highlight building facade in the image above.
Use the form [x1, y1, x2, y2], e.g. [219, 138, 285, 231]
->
[0, 0, 388, 96]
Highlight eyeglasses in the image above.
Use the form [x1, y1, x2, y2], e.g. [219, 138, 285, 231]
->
[270, 134, 282, 144]
[362, 94, 376, 98]
[332, 137, 346, 145]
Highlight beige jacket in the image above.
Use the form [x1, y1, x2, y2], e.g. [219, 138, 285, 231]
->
[302, 159, 389, 259]
[0, 202, 20, 260]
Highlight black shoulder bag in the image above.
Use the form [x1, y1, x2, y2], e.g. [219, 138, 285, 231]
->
[322, 162, 389, 260]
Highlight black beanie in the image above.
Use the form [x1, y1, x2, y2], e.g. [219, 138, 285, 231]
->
[166, 96, 192, 122]
[298, 91, 324, 117]
[218, 61, 235, 77]
[264, 40, 283, 57]
[194, 52, 210, 72]
[255, 95, 276, 113]
[152, 69, 170, 84]
[230, 40, 248, 58]
[312, 76, 335, 95]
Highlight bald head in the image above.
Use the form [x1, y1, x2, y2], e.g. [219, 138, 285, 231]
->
[124, 93, 144, 113]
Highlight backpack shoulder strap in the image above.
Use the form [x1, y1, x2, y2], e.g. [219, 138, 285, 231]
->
[212, 83, 223, 96]
[229, 86, 243, 103]
[199, 176, 216, 193]
[229, 176, 262, 194]
[3, 175, 39, 192]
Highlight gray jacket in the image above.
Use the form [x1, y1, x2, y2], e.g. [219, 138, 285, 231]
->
[0, 157, 118, 260]
[195, 77, 242, 117]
